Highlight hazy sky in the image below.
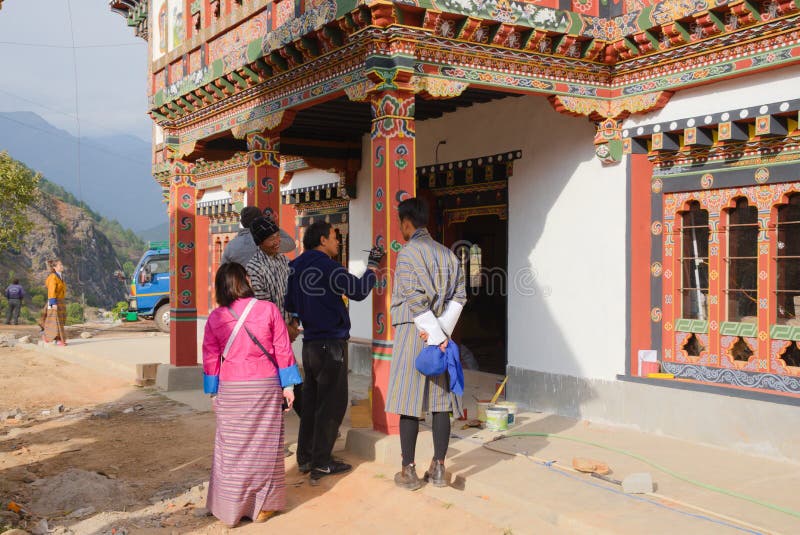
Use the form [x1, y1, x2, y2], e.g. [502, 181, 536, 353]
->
[0, 0, 151, 142]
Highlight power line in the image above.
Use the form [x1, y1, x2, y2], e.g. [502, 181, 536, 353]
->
[0, 87, 149, 150]
[0, 41, 144, 49]
[66, 0, 86, 299]
[0, 114, 151, 166]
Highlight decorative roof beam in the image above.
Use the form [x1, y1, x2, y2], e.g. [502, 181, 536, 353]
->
[240, 66, 260, 85]
[684, 127, 714, 147]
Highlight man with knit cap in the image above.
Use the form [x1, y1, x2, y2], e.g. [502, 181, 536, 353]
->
[246, 215, 298, 341]
[222, 206, 295, 266]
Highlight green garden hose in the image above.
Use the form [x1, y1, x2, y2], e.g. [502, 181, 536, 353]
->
[490, 432, 800, 520]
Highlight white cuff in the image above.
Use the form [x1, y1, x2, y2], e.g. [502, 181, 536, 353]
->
[413, 310, 447, 346]
[437, 301, 463, 336]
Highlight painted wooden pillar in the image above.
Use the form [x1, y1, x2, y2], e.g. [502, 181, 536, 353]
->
[245, 132, 281, 214]
[757, 193, 772, 365]
[369, 88, 416, 435]
[168, 160, 198, 367]
[628, 153, 655, 375]
[195, 214, 211, 317]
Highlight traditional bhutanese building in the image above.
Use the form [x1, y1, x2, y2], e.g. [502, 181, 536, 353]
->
[110, 0, 800, 460]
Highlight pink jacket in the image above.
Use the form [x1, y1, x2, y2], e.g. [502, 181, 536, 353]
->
[202, 298, 300, 385]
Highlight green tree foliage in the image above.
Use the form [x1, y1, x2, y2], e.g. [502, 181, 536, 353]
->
[111, 301, 129, 320]
[38, 177, 146, 265]
[123, 261, 135, 277]
[0, 152, 40, 250]
[66, 302, 84, 325]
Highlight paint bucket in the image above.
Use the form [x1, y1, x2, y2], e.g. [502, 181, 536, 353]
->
[486, 406, 509, 432]
[495, 401, 518, 426]
[476, 400, 492, 422]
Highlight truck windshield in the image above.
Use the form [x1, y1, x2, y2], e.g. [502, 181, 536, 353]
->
[146, 255, 169, 274]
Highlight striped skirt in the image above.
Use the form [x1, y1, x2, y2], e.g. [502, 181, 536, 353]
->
[42, 301, 67, 342]
[385, 322, 462, 418]
[207, 377, 285, 527]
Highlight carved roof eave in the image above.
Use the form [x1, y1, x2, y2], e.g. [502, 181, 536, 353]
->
[148, 0, 800, 128]
[109, 0, 149, 41]
[621, 97, 800, 166]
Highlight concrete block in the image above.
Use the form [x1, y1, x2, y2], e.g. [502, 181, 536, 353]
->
[348, 339, 371, 377]
[345, 428, 394, 463]
[622, 472, 654, 494]
[155, 364, 203, 391]
[135, 363, 160, 387]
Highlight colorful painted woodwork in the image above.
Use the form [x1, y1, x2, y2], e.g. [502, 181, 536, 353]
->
[627, 97, 800, 395]
[101, 0, 800, 412]
[168, 159, 198, 367]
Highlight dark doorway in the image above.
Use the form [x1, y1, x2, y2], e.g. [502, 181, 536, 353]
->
[446, 214, 508, 375]
[416, 151, 520, 375]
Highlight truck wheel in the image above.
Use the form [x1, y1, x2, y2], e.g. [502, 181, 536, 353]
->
[154, 303, 170, 333]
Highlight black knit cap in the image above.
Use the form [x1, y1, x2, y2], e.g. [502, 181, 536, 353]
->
[250, 216, 280, 245]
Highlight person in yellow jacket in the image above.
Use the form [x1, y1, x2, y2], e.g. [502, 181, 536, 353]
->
[43, 259, 67, 346]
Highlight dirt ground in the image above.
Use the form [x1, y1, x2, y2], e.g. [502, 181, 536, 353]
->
[0, 340, 502, 535]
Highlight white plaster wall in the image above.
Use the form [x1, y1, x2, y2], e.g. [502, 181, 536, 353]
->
[411, 95, 628, 380]
[347, 136, 374, 341]
[280, 168, 339, 191]
[624, 64, 800, 128]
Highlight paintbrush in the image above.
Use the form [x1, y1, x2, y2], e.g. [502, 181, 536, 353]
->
[490, 377, 508, 404]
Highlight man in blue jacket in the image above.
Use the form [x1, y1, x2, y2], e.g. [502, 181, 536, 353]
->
[286, 221, 384, 483]
[4, 279, 25, 325]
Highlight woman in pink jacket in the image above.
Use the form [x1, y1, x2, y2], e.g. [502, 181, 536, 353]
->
[202, 262, 302, 527]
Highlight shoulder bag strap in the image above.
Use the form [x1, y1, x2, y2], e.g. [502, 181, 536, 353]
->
[222, 298, 256, 362]
[242, 324, 280, 371]
[228, 303, 281, 370]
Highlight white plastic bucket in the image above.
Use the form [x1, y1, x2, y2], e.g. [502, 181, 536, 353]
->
[486, 406, 509, 431]
[495, 401, 518, 426]
[476, 400, 491, 422]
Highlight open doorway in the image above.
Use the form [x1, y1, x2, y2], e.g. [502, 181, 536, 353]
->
[417, 151, 519, 375]
[447, 214, 508, 375]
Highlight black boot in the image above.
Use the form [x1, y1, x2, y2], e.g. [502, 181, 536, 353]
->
[394, 463, 422, 491]
[424, 460, 447, 487]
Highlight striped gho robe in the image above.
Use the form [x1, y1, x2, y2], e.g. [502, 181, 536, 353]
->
[385, 227, 467, 418]
[245, 250, 291, 322]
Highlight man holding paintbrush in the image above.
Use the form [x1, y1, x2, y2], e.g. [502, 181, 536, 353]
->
[286, 221, 385, 484]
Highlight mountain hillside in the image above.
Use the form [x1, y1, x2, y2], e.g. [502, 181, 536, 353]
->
[0, 111, 165, 232]
[1, 177, 147, 309]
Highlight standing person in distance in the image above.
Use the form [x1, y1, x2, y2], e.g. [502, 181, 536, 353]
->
[43, 259, 69, 346]
[286, 221, 385, 484]
[4, 278, 25, 325]
[385, 197, 466, 490]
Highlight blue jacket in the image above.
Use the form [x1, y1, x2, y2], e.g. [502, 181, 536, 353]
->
[286, 250, 376, 341]
[4, 284, 24, 300]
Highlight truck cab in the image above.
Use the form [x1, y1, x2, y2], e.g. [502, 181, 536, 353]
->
[128, 241, 170, 333]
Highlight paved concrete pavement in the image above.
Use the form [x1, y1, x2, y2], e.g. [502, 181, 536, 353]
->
[17, 332, 800, 534]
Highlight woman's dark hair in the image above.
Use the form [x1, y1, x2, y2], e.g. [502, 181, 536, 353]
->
[215, 262, 254, 307]
[303, 221, 333, 251]
[398, 197, 429, 228]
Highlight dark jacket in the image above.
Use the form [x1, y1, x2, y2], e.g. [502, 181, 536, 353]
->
[286, 250, 375, 341]
[4, 284, 24, 300]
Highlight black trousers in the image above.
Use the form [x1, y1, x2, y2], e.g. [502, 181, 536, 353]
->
[297, 339, 348, 468]
[5, 299, 20, 324]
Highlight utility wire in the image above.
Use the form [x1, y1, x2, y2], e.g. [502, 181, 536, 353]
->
[0, 41, 144, 49]
[0, 115, 151, 166]
[0, 87, 150, 145]
[66, 0, 85, 301]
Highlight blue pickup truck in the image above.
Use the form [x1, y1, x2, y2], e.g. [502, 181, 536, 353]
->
[127, 241, 171, 333]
